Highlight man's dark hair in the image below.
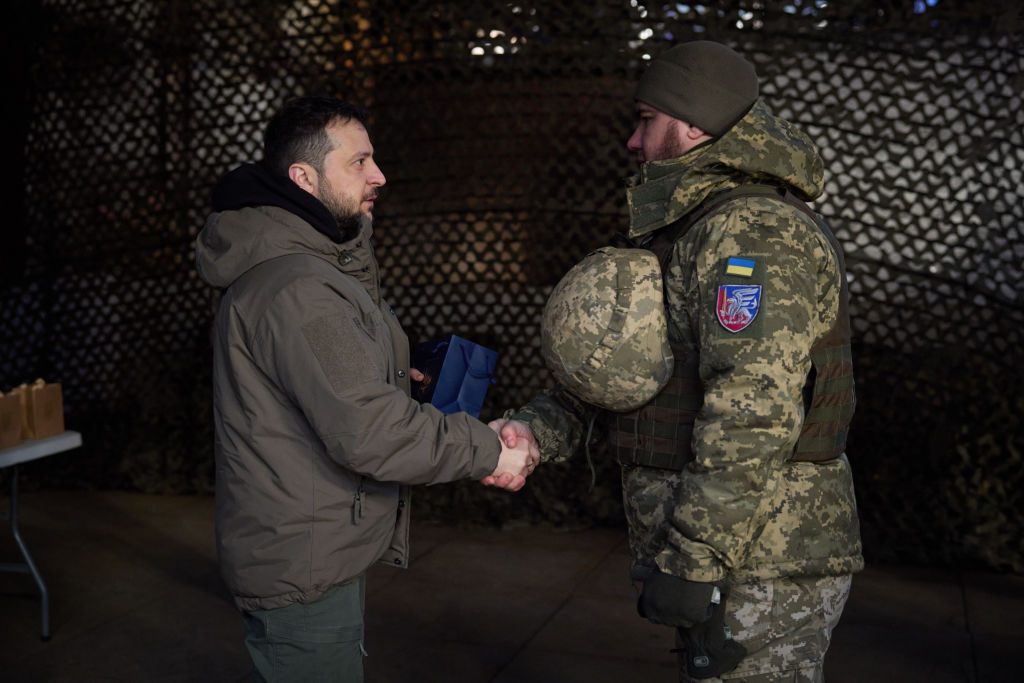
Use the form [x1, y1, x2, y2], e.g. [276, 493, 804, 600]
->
[263, 96, 370, 177]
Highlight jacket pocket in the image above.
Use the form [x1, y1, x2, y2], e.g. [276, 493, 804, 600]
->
[358, 476, 400, 526]
[748, 456, 862, 575]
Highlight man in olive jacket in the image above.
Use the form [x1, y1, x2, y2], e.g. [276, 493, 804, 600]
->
[195, 96, 534, 682]
[493, 42, 862, 681]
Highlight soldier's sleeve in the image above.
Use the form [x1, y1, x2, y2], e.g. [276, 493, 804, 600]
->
[507, 385, 602, 463]
[656, 200, 837, 582]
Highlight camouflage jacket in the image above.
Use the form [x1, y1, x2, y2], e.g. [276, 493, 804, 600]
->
[512, 99, 863, 584]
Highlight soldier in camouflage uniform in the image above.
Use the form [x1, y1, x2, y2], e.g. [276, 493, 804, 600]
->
[491, 41, 863, 681]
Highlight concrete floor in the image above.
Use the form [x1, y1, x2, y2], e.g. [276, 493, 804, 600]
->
[0, 490, 1021, 682]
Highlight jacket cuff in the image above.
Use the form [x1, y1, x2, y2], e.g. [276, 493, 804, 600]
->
[504, 407, 561, 463]
[468, 419, 503, 479]
[655, 551, 727, 584]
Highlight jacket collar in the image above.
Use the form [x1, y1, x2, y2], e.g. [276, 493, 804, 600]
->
[625, 98, 824, 239]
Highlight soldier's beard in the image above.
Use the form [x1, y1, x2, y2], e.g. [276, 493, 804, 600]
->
[654, 120, 688, 161]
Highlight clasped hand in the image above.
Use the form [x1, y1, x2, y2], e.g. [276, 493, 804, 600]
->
[480, 418, 540, 492]
[408, 368, 537, 492]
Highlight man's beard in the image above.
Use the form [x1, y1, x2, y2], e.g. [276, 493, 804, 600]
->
[653, 119, 688, 162]
[317, 177, 366, 238]
[330, 207, 362, 239]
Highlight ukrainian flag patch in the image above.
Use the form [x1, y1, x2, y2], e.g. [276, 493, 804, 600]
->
[726, 257, 755, 277]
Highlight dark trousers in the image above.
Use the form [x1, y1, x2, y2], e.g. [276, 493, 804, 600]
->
[243, 575, 366, 683]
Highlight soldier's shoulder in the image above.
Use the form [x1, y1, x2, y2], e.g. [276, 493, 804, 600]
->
[694, 194, 824, 251]
[717, 192, 816, 226]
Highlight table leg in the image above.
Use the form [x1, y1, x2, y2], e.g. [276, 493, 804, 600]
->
[2, 465, 51, 641]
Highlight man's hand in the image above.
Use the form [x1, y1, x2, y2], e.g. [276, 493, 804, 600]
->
[489, 418, 540, 460]
[482, 437, 537, 492]
[481, 418, 540, 489]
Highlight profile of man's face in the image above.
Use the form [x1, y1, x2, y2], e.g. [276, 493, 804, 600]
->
[627, 101, 707, 164]
[314, 118, 386, 233]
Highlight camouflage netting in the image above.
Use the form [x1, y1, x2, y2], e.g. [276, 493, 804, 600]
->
[1, 0, 1021, 571]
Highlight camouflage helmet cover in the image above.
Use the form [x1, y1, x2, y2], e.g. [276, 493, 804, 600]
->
[541, 247, 673, 412]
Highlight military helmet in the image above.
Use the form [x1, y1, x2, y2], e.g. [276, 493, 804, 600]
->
[541, 247, 673, 412]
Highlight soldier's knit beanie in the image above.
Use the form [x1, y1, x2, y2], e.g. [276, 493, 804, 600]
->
[635, 41, 759, 136]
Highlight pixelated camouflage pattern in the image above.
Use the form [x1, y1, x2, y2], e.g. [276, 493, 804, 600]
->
[540, 247, 674, 412]
[512, 97, 862, 586]
[506, 387, 598, 465]
[675, 574, 852, 682]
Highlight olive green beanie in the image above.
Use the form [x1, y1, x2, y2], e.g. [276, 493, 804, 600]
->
[635, 41, 759, 136]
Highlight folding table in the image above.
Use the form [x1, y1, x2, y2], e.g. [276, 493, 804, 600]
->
[0, 430, 83, 640]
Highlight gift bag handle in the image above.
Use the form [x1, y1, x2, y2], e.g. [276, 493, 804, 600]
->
[459, 344, 497, 384]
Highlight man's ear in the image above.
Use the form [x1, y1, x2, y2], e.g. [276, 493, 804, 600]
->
[288, 162, 318, 195]
[686, 123, 710, 141]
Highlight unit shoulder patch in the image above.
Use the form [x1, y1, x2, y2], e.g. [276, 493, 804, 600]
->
[716, 284, 762, 333]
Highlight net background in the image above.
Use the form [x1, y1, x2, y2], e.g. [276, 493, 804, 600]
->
[1, 0, 1021, 571]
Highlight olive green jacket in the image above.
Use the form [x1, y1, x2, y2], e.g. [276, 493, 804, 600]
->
[514, 99, 863, 584]
[196, 206, 501, 611]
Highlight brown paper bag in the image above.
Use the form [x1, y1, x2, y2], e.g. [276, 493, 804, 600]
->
[14, 379, 65, 440]
[0, 392, 21, 449]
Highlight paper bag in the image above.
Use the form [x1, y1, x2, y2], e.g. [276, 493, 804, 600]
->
[14, 379, 65, 440]
[411, 335, 498, 418]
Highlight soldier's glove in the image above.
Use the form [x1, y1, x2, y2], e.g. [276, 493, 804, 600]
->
[636, 571, 746, 679]
[636, 570, 716, 627]
[677, 591, 746, 679]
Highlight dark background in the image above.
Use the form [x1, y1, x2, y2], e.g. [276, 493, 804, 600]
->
[1, 0, 1021, 572]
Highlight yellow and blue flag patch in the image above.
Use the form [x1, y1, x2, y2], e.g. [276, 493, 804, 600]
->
[725, 257, 755, 277]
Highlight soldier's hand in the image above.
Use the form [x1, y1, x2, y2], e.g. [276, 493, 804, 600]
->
[678, 591, 747, 679]
[482, 418, 540, 488]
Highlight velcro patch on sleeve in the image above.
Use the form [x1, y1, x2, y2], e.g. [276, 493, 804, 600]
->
[725, 256, 755, 277]
[303, 315, 381, 392]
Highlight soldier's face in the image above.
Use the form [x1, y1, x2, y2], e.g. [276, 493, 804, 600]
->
[627, 102, 703, 164]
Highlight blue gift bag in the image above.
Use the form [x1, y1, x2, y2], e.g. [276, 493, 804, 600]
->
[410, 335, 498, 418]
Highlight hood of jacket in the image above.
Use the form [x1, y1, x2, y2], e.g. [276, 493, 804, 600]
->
[626, 98, 825, 239]
[195, 163, 379, 301]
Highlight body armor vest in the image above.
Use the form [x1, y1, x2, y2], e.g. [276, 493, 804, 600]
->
[610, 185, 855, 470]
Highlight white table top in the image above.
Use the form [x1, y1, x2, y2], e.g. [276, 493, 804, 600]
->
[0, 431, 83, 468]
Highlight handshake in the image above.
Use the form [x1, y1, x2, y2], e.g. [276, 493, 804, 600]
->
[408, 366, 537, 492]
[481, 418, 539, 492]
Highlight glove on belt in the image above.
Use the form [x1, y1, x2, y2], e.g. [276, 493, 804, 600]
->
[637, 570, 746, 679]
[636, 570, 716, 627]
[679, 592, 747, 679]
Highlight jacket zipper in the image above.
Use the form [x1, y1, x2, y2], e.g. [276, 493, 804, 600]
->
[352, 477, 365, 525]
